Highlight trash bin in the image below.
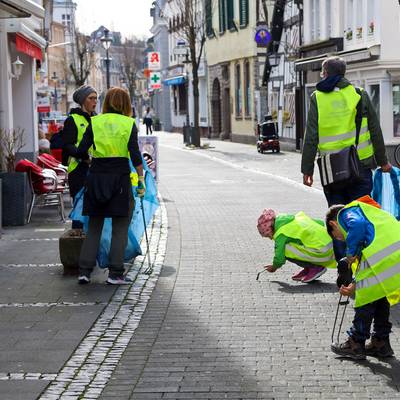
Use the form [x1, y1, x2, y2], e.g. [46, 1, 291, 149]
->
[183, 126, 190, 144]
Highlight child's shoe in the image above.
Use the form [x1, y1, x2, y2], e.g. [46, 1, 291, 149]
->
[78, 275, 90, 284]
[301, 266, 326, 283]
[331, 337, 366, 360]
[292, 268, 309, 281]
[106, 276, 133, 285]
[365, 337, 394, 358]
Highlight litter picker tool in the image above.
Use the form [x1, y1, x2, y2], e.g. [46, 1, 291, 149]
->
[140, 196, 153, 275]
[331, 257, 361, 346]
[256, 268, 268, 281]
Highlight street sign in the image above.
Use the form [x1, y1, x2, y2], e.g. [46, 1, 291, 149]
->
[176, 39, 186, 46]
[150, 72, 162, 90]
[173, 47, 188, 56]
[148, 52, 161, 70]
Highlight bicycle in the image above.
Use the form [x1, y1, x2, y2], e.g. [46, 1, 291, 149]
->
[395, 143, 400, 167]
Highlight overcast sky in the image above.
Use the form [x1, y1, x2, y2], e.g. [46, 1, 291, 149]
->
[74, 0, 154, 39]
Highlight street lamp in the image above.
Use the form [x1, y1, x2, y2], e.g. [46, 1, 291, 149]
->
[101, 29, 112, 89]
[52, 71, 58, 111]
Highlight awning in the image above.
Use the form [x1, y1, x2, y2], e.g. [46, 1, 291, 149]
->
[7, 20, 46, 60]
[16, 33, 42, 60]
[0, 0, 44, 19]
[164, 75, 185, 86]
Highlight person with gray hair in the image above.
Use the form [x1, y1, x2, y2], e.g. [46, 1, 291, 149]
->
[301, 55, 391, 262]
[62, 84, 98, 231]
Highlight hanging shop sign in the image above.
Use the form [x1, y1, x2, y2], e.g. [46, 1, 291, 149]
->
[148, 52, 161, 70]
[255, 28, 271, 47]
[150, 72, 162, 90]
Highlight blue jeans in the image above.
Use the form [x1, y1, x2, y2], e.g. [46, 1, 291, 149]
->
[348, 297, 392, 343]
[323, 168, 373, 261]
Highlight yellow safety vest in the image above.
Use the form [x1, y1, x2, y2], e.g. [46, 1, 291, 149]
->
[91, 113, 134, 159]
[338, 201, 400, 308]
[315, 85, 374, 161]
[68, 113, 90, 173]
[273, 212, 336, 269]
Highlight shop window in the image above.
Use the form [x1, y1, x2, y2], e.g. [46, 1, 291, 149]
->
[393, 84, 400, 137]
[235, 63, 242, 117]
[244, 61, 251, 116]
[179, 84, 187, 114]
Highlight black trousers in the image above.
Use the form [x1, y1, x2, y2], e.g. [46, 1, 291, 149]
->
[348, 297, 392, 342]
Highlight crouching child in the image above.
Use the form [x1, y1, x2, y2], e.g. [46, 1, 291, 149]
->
[326, 197, 400, 360]
[257, 209, 336, 283]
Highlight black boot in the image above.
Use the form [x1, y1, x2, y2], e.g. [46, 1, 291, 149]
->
[331, 337, 366, 360]
[365, 337, 394, 358]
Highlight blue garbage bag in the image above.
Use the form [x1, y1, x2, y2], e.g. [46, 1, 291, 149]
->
[69, 158, 159, 268]
[372, 166, 400, 220]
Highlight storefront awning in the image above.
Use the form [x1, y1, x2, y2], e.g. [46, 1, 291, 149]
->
[7, 20, 46, 60]
[0, 0, 44, 19]
[164, 76, 185, 86]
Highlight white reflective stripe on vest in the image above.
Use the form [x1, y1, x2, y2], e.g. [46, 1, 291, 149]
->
[319, 126, 369, 145]
[365, 241, 400, 267]
[357, 139, 372, 151]
[357, 261, 400, 290]
[286, 244, 333, 263]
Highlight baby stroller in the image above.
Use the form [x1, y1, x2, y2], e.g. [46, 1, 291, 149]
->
[257, 116, 280, 154]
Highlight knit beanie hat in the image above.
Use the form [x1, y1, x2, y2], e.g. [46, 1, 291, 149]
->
[257, 208, 276, 237]
[73, 85, 96, 106]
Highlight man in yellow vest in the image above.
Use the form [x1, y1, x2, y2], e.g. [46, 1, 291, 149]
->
[257, 208, 336, 283]
[326, 198, 400, 360]
[62, 85, 98, 230]
[301, 56, 391, 262]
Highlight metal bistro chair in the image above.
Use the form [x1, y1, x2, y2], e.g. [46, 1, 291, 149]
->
[15, 160, 66, 223]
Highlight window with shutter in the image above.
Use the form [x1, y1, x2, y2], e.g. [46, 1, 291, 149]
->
[206, 0, 213, 36]
[227, 0, 234, 30]
[219, 0, 226, 33]
[239, 0, 249, 27]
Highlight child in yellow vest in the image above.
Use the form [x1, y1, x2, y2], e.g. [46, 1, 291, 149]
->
[326, 197, 400, 360]
[257, 209, 336, 283]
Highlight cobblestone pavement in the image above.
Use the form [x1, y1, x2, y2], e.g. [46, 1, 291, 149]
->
[1, 132, 399, 399]
[99, 133, 400, 400]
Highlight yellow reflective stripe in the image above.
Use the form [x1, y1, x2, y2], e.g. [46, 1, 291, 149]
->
[319, 126, 368, 144]
[357, 262, 400, 290]
[286, 244, 333, 262]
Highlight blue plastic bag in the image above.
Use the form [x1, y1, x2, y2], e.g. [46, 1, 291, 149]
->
[372, 166, 400, 220]
[69, 158, 159, 267]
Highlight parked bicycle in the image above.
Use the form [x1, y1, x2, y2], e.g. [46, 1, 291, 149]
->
[395, 143, 400, 167]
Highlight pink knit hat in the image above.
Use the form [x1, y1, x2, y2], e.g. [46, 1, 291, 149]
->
[257, 208, 276, 237]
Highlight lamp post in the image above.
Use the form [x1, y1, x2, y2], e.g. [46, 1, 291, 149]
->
[52, 71, 58, 111]
[101, 29, 112, 89]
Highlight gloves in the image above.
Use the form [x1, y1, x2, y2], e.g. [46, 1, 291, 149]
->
[136, 175, 146, 198]
[336, 257, 353, 288]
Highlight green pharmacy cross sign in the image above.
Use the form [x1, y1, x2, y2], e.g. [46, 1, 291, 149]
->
[150, 72, 161, 89]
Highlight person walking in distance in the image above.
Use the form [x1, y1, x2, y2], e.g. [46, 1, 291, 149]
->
[62, 85, 98, 232]
[301, 56, 391, 261]
[143, 107, 153, 135]
[76, 87, 145, 285]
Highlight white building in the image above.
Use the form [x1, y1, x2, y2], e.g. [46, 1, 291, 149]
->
[0, 0, 46, 160]
[163, 0, 209, 136]
[297, 0, 400, 144]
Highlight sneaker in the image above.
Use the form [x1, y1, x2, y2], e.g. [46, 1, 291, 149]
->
[302, 266, 326, 283]
[365, 337, 394, 358]
[331, 337, 366, 360]
[78, 275, 90, 284]
[106, 276, 133, 285]
[292, 268, 309, 281]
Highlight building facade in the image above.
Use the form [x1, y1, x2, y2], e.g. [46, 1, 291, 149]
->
[205, 0, 258, 143]
[0, 0, 46, 161]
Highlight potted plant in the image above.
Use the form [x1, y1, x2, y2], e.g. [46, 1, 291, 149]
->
[0, 127, 31, 226]
[356, 27, 363, 39]
[368, 21, 374, 35]
[346, 29, 353, 41]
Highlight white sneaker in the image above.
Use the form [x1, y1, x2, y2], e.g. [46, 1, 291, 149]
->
[78, 275, 90, 284]
[106, 276, 133, 285]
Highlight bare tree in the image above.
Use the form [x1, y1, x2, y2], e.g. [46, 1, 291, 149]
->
[120, 38, 145, 103]
[171, 0, 213, 146]
[69, 31, 94, 88]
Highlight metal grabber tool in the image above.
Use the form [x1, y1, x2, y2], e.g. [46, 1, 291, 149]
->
[331, 257, 361, 346]
[256, 268, 268, 281]
[140, 196, 153, 275]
